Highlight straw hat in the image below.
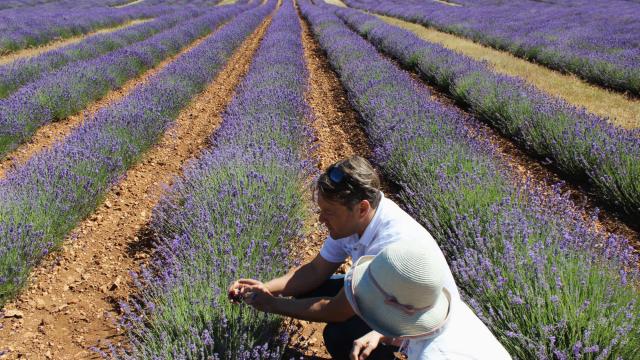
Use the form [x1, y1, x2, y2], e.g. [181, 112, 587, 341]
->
[345, 242, 451, 338]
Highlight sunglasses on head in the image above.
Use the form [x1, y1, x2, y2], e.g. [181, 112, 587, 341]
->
[329, 166, 347, 184]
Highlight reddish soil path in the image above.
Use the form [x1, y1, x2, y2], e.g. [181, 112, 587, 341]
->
[0, 26, 225, 179]
[283, 8, 372, 359]
[0, 17, 272, 360]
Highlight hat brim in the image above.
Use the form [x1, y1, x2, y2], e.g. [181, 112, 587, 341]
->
[346, 255, 451, 338]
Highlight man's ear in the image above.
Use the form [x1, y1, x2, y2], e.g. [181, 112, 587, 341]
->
[359, 199, 371, 218]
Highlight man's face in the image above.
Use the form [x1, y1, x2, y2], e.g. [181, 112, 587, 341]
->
[317, 193, 361, 239]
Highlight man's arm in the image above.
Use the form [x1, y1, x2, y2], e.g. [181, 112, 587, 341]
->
[247, 287, 355, 323]
[264, 253, 341, 297]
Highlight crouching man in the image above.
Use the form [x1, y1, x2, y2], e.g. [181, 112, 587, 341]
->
[228, 156, 459, 359]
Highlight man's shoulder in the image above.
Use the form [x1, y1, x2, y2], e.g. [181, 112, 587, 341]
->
[377, 198, 429, 236]
[326, 233, 359, 244]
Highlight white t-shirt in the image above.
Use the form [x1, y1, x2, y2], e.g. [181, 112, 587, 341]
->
[406, 298, 512, 360]
[320, 193, 459, 299]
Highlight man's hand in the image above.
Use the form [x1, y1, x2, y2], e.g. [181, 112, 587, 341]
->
[350, 331, 384, 360]
[242, 285, 275, 312]
[228, 278, 269, 304]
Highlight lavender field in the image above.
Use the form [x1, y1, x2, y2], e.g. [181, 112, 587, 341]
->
[344, 0, 640, 96]
[0, 0, 638, 358]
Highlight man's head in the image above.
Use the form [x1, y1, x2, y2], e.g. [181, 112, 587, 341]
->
[315, 156, 381, 239]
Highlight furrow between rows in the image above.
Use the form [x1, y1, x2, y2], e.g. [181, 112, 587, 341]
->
[282, 4, 372, 357]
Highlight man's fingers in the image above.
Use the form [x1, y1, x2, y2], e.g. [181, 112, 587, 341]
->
[360, 343, 375, 360]
[242, 291, 258, 304]
[242, 291, 252, 304]
[228, 287, 238, 300]
[227, 279, 268, 305]
[237, 285, 255, 297]
[350, 341, 364, 360]
[237, 278, 262, 286]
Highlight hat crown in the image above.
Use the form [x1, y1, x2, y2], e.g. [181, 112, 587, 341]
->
[369, 243, 444, 309]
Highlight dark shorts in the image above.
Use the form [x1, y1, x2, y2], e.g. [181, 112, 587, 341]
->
[298, 275, 399, 360]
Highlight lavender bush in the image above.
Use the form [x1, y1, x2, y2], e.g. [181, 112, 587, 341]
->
[0, 0, 131, 11]
[0, 8, 204, 99]
[0, 2, 272, 306]
[0, 0, 62, 10]
[333, 6, 640, 220]
[0, 4, 251, 159]
[113, 1, 316, 358]
[300, 1, 640, 358]
[343, 0, 640, 96]
[0, 4, 174, 55]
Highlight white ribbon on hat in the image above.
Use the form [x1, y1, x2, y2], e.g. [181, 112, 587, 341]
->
[366, 266, 436, 315]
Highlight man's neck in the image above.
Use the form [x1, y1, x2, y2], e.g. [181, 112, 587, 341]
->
[357, 207, 377, 237]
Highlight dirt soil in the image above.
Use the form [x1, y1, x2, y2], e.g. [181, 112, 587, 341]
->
[282, 9, 372, 359]
[0, 30, 215, 180]
[0, 18, 272, 360]
[0, 19, 152, 66]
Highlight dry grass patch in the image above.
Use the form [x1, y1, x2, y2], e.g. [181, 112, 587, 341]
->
[433, 0, 462, 7]
[113, 0, 145, 8]
[324, 0, 346, 7]
[377, 15, 640, 129]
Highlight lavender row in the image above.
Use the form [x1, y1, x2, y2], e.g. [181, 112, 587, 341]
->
[0, 4, 251, 159]
[332, 6, 640, 220]
[300, 1, 639, 358]
[0, 8, 204, 99]
[0, 0, 207, 12]
[0, 2, 271, 306]
[343, 0, 640, 96]
[0, 4, 179, 55]
[112, 1, 314, 358]
[0, 0, 71, 11]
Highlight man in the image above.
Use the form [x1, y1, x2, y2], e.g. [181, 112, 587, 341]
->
[228, 156, 459, 359]
[346, 242, 511, 360]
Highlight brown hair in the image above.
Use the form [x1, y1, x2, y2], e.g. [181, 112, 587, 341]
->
[316, 156, 382, 209]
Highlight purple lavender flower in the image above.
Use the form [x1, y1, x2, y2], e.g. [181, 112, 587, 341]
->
[343, 0, 640, 96]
